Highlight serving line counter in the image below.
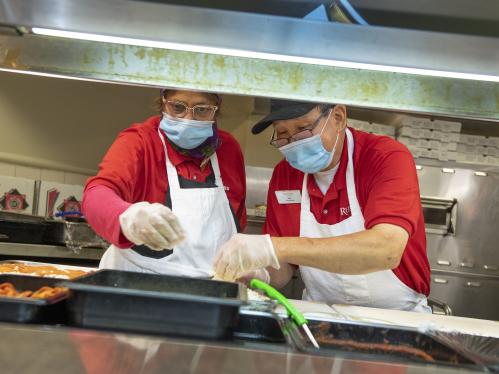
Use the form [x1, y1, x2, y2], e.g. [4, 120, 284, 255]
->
[0, 322, 481, 374]
[0, 297, 497, 374]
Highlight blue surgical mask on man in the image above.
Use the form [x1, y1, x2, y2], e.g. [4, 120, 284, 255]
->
[278, 110, 340, 174]
[160, 112, 215, 150]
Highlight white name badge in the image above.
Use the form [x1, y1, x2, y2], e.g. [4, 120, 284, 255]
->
[275, 190, 301, 204]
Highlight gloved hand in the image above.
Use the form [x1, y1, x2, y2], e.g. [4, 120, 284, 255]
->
[213, 234, 280, 282]
[236, 268, 271, 286]
[119, 202, 186, 251]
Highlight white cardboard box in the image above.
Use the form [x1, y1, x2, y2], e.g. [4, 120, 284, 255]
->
[399, 116, 429, 129]
[428, 140, 457, 151]
[0, 176, 35, 214]
[460, 134, 485, 146]
[432, 119, 462, 133]
[438, 151, 458, 161]
[348, 119, 369, 131]
[372, 123, 396, 136]
[487, 137, 499, 147]
[406, 146, 422, 158]
[38, 181, 84, 218]
[483, 147, 498, 156]
[456, 153, 488, 164]
[435, 131, 461, 143]
[418, 148, 440, 159]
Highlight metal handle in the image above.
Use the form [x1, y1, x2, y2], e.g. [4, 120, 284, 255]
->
[433, 278, 448, 284]
[466, 281, 481, 288]
[427, 297, 453, 316]
[483, 265, 498, 271]
[433, 310, 446, 315]
[459, 262, 474, 268]
[0, 233, 8, 240]
[437, 260, 451, 266]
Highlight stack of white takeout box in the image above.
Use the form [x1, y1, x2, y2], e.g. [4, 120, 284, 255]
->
[396, 116, 461, 162]
[348, 119, 396, 139]
[455, 134, 499, 167]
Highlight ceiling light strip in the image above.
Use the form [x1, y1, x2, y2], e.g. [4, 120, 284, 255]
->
[31, 27, 499, 83]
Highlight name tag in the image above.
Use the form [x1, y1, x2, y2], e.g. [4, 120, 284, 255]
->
[275, 190, 301, 204]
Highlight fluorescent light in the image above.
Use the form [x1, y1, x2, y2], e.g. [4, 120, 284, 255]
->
[474, 171, 488, 177]
[31, 27, 499, 83]
[0, 67, 147, 87]
[442, 168, 455, 174]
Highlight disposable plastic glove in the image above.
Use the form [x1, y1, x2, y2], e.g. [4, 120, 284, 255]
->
[213, 234, 280, 282]
[236, 268, 271, 285]
[119, 202, 186, 251]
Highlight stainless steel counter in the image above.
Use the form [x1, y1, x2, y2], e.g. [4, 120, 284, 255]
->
[0, 322, 482, 374]
[0, 242, 103, 261]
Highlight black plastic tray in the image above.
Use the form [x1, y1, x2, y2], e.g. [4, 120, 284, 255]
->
[60, 270, 243, 340]
[0, 274, 68, 324]
[0, 220, 48, 244]
[234, 309, 286, 343]
[301, 319, 483, 370]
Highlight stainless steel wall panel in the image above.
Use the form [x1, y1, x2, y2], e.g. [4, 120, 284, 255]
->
[418, 166, 499, 278]
[430, 271, 499, 320]
[245, 166, 273, 210]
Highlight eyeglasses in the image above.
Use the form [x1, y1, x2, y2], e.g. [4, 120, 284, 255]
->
[270, 111, 328, 148]
[165, 100, 218, 121]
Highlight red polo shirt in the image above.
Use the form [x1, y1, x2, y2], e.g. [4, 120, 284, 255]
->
[84, 115, 246, 247]
[264, 128, 430, 296]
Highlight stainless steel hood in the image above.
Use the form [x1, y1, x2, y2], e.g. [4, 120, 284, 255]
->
[0, 0, 498, 120]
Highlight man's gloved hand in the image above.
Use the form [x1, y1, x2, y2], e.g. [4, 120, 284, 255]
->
[213, 234, 280, 281]
[119, 202, 186, 251]
[236, 268, 271, 286]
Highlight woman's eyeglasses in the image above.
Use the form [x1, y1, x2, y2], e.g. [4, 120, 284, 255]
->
[270, 111, 327, 148]
[166, 100, 218, 121]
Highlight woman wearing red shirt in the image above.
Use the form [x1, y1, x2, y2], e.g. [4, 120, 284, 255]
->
[83, 89, 246, 277]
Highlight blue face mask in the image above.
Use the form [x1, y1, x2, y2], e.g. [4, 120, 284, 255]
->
[279, 111, 340, 174]
[160, 112, 215, 150]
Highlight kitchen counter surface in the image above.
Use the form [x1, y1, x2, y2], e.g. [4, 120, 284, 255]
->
[0, 322, 485, 374]
[0, 242, 103, 261]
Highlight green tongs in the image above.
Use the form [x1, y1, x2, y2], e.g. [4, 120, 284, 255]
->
[250, 278, 320, 349]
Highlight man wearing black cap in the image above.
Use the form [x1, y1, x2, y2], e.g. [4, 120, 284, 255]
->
[214, 101, 431, 312]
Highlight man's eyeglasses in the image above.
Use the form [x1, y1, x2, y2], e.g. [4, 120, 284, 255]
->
[166, 100, 218, 121]
[270, 111, 328, 148]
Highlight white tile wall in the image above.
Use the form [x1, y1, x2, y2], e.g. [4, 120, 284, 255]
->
[40, 169, 65, 183]
[0, 162, 15, 177]
[0, 164, 89, 187]
[14, 165, 42, 180]
[64, 172, 89, 186]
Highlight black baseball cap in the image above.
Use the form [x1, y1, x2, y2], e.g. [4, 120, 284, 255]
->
[252, 100, 328, 134]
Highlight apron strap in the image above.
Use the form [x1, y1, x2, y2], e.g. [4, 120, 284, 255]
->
[343, 128, 363, 217]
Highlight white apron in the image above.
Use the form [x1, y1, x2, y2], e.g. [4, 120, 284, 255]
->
[299, 128, 431, 313]
[99, 128, 237, 278]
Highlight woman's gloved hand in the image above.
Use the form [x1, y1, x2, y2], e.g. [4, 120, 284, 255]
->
[119, 202, 186, 250]
[213, 234, 280, 281]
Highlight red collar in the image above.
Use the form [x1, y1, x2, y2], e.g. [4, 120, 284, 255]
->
[163, 134, 204, 167]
